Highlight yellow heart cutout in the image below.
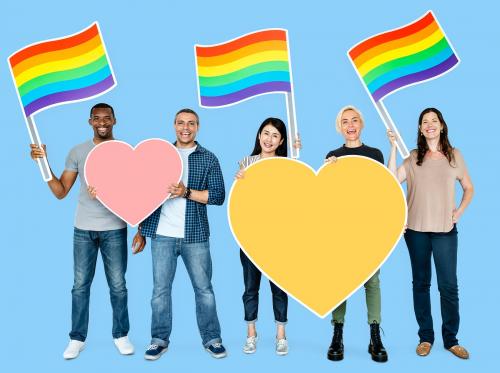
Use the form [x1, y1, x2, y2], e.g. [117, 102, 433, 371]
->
[228, 156, 407, 317]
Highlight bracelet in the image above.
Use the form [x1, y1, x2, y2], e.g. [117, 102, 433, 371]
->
[183, 187, 191, 199]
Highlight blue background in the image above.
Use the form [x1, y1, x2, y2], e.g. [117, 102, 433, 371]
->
[1, 0, 497, 371]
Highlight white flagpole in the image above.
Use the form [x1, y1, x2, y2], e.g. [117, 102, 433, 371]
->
[284, 29, 300, 159]
[285, 91, 299, 159]
[374, 100, 409, 159]
[26, 115, 52, 181]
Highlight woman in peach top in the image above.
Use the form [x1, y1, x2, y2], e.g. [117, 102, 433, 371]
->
[387, 108, 474, 359]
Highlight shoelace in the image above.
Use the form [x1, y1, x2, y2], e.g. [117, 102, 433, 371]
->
[371, 324, 383, 346]
[212, 343, 222, 349]
[147, 344, 159, 351]
[277, 339, 287, 347]
[333, 326, 343, 344]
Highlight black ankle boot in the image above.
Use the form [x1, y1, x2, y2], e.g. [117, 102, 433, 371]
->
[368, 322, 388, 362]
[327, 322, 344, 361]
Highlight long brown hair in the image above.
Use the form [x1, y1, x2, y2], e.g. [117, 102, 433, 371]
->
[416, 108, 455, 166]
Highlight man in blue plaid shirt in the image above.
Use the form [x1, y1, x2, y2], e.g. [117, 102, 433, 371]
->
[132, 108, 227, 360]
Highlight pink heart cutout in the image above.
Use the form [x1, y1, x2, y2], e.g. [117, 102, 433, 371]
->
[84, 139, 182, 226]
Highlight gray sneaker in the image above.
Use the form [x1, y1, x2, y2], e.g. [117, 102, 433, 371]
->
[276, 338, 288, 356]
[243, 335, 258, 354]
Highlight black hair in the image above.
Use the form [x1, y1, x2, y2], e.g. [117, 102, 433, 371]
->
[250, 117, 288, 157]
[90, 103, 115, 118]
[416, 107, 455, 166]
[174, 108, 199, 124]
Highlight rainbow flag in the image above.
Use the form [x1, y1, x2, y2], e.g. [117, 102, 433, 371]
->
[348, 11, 459, 102]
[8, 22, 116, 117]
[195, 29, 292, 107]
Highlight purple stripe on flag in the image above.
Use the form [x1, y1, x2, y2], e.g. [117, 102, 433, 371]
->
[201, 81, 291, 107]
[371, 54, 459, 102]
[24, 75, 115, 117]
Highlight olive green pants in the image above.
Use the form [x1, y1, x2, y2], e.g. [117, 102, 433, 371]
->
[331, 270, 381, 324]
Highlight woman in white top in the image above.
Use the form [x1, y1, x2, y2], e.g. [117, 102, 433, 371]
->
[236, 117, 300, 356]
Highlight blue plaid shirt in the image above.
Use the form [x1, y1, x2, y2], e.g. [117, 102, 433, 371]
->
[140, 142, 225, 243]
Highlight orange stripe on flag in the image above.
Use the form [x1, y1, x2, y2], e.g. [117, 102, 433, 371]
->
[352, 20, 439, 67]
[349, 12, 435, 60]
[196, 30, 287, 57]
[12, 34, 103, 77]
[9, 23, 99, 68]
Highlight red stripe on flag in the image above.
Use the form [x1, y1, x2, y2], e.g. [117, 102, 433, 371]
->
[196, 30, 287, 57]
[9, 23, 99, 68]
[349, 12, 435, 60]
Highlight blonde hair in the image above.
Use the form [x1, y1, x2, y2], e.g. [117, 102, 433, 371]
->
[335, 105, 364, 133]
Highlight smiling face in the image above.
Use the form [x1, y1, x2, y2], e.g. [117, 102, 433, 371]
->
[259, 123, 284, 157]
[420, 111, 443, 141]
[340, 109, 363, 142]
[88, 107, 116, 140]
[174, 112, 199, 148]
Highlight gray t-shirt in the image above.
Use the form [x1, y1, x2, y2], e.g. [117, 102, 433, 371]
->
[65, 139, 126, 231]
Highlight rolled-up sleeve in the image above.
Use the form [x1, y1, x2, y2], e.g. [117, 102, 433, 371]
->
[207, 157, 225, 205]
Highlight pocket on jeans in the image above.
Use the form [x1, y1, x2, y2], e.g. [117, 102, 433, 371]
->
[73, 227, 90, 241]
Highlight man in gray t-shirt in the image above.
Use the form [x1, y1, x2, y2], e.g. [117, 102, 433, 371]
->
[30, 103, 134, 359]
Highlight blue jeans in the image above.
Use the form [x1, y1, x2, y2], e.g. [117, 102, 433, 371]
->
[240, 250, 288, 324]
[404, 225, 459, 349]
[151, 236, 222, 347]
[70, 227, 129, 342]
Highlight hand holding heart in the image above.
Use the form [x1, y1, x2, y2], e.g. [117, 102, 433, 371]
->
[84, 139, 183, 227]
[168, 181, 186, 199]
[85, 140, 406, 317]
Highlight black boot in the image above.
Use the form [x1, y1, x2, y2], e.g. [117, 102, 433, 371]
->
[327, 322, 344, 361]
[368, 322, 388, 362]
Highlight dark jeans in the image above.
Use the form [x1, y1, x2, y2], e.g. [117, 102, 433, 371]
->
[404, 225, 459, 349]
[70, 227, 129, 342]
[240, 250, 288, 324]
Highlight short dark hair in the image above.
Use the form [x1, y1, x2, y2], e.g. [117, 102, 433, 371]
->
[250, 117, 288, 157]
[90, 103, 115, 118]
[174, 108, 199, 124]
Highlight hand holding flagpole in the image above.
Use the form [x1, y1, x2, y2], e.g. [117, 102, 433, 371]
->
[285, 30, 300, 159]
[285, 92, 300, 159]
[374, 101, 408, 158]
[26, 116, 52, 181]
[7, 22, 116, 182]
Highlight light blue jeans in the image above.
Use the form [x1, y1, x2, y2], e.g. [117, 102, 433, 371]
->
[70, 227, 129, 341]
[150, 236, 222, 347]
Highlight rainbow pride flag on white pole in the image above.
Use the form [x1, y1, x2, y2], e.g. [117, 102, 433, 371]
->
[8, 22, 116, 181]
[195, 29, 299, 159]
[348, 11, 460, 158]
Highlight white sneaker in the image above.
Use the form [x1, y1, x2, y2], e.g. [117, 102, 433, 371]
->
[243, 335, 258, 354]
[276, 338, 288, 356]
[114, 336, 135, 355]
[63, 340, 85, 359]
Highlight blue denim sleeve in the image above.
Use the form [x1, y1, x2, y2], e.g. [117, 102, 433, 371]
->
[207, 156, 225, 205]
